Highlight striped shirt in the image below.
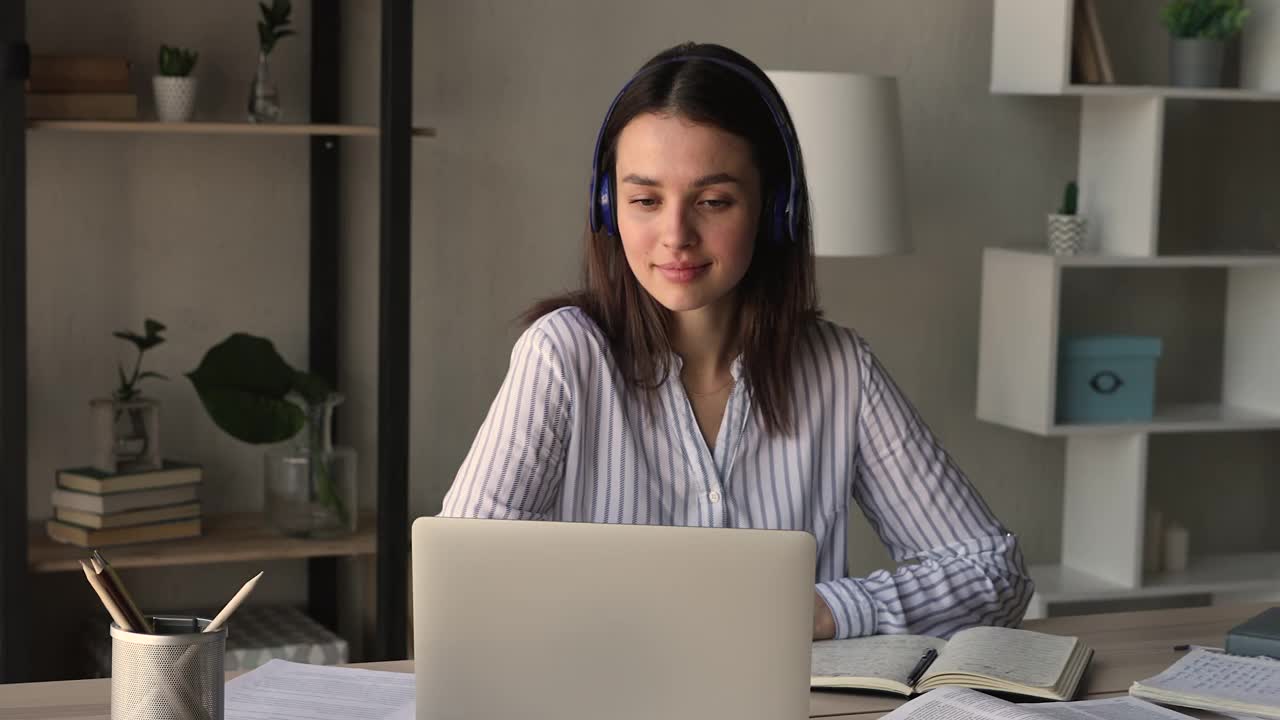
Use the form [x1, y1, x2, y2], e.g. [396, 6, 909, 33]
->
[440, 306, 1033, 639]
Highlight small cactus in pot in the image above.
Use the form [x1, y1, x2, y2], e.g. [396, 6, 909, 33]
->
[153, 45, 199, 122]
[1047, 181, 1087, 255]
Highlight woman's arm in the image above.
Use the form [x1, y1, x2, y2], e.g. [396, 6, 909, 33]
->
[815, 337, 1034, 639]
[439, 324, 572, 520]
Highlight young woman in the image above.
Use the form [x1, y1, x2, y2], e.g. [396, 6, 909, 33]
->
[440, 42, 1032, 640]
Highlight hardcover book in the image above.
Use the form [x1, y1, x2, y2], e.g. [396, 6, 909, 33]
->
[56, 460, 201, 495]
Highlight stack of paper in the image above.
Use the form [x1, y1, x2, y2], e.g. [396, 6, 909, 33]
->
[880, 686, 1196, 720]
[225, 660, 414, 720]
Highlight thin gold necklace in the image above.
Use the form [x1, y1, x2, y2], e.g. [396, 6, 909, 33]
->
[684, 378, 735, 397]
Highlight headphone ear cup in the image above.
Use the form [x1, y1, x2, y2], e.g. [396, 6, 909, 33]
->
[591, 170, 608, 235]
[599, 170, 620, 237]
[770, 187, 789, 245]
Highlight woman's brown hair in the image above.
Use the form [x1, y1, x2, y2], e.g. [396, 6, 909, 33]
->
[525, 42, 820, 435]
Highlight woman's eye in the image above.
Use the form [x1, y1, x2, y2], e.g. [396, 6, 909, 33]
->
[630, 198, 658, 208]
[700, 198, 733, 209]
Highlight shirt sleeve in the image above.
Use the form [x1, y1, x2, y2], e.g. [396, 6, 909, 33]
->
[438, 324, 572, 520]
[814, 336, 1034, 639]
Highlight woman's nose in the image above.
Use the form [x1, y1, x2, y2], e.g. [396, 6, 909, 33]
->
[660, 204, 697, 249]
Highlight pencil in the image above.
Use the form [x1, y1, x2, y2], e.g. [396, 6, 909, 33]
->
[80, 559, 134, 632]
[204, 571, 263, 633]
[91, 550, 152, 634]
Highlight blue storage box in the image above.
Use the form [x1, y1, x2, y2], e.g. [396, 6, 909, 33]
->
[1056, 336, 1162, 423]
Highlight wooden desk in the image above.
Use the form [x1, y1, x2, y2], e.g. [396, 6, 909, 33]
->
[0, 603, 1260, 720]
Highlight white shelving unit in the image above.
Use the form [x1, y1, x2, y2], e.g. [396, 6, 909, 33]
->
[985, 1, 1280, 617]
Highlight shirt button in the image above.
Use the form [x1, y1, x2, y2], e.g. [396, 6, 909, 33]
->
[708, 490, 722, 503]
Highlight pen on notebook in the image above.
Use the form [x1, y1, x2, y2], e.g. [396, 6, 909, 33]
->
[205, 571, 264, 633]
[1173, 644, 1224, 652]
[80, 559, 134, 632]
[91, 550, 153, 634]
[907, 648, 938, 686]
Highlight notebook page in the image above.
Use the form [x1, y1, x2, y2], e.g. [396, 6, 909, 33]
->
[811, 634, 947, 684]
[384, 703, 415, 720]
[1026, 696, 1196, 720]
[923, 626, 1076, 688]
[1132, 648, 1280, 709]
[882, 686, 1051, 720]
[225, 659, 415, 720]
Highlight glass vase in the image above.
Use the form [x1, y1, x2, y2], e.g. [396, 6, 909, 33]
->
[264, 393, 357, 538]
[247, 51, 281, 123]
[90, 397, 161, 474]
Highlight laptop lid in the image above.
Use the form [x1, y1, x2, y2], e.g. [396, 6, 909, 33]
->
[411, 516, 815, 720]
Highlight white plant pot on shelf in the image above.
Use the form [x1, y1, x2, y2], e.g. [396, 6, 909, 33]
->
[153, 76, 197, 122]
[1047, 214, 1087, 255]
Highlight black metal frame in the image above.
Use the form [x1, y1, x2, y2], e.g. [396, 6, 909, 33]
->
[377, 0, 412, 662]
[0, 0, 30, 684]
[308, 0, 342, 635]
[0, 0, 413, 680]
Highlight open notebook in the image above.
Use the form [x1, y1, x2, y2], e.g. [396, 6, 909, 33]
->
[1129, 647, 1280, 720]
[811, 626, 1093, 700]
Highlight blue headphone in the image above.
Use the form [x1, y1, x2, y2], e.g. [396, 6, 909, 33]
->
[588, 54, 802, 245]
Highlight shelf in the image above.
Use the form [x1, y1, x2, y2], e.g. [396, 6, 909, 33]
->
[1047, 403, 1280, 436]
[28, 511, 376, 573]
[1066, 84, 1280, 103]
[990, 0, 1280, 104]
[26, 120, 438, 138]
[992, 84, 1280, 102]
[977, 248, 1280, 437]
[1031, 552, 1280, 605]
[991, 246, 1280, 269]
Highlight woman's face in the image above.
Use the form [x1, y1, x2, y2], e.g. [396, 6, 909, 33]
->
[613, 112, 761, 318]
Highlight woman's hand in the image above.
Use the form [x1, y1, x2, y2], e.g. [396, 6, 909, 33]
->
[814, 591, 836, 640]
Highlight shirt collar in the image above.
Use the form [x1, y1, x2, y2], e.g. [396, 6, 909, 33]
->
[669, 353, 746, 382]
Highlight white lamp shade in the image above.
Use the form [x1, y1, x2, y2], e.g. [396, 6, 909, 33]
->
[766, 71, 912, 257]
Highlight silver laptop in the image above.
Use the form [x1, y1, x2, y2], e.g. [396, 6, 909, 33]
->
[411, 516, 816, 720]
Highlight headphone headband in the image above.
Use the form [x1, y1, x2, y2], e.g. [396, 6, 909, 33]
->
[588, 54, 801, 243]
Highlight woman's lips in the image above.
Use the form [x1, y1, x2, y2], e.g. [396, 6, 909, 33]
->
[656, 263, 710, 283]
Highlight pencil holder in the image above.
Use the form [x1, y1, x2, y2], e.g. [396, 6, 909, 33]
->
[111, 616, 226, 720]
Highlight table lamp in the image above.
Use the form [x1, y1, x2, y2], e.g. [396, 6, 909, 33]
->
[765, 71, 912, 257]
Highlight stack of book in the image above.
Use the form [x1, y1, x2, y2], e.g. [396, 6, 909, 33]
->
[26, 54, 138, 120]
[46, 460, 203, 547]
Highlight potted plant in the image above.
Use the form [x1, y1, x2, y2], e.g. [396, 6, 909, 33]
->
[1161, 0, 1250, 87]
[247, 0, 295, 122]
[187, 333, 356, 538]
[1047, 181, 1086, 256]
[91, 319, 167, 473]
[153, 45, 199, 122]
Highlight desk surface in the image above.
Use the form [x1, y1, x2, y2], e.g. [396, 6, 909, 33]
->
[0, 602, 1258, 720]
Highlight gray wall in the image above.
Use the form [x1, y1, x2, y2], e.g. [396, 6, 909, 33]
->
[24, 0, 1278, 676]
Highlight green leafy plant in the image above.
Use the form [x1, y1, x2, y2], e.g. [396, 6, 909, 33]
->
[157, 45, 199, 77]
[257, 0, 296, 56]
[1058, 181, 1079, 216]
[186, 333, 347, 525]
[1160, 0, 1250, 40]
[113, 319, 168, 402]
[186, 333, 328, 444]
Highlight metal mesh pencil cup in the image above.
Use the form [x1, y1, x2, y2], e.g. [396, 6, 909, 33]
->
[110, 616, 226, 720]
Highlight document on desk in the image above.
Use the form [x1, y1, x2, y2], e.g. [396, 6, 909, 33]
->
[882, 687, 1196, 720]
[225, 659, 415, 720]
[1130, 647, 1280, 720]
[1028, 696, 1197, 720]
[882, 687, 1049, 720]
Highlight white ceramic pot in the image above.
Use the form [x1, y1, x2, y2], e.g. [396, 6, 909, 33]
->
[153, 76, 197, 122]
[1047, 214, 1087, 255]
